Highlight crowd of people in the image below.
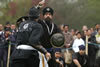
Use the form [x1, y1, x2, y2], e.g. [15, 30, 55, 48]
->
[0, 1, 100, 67]
[0, 18, 100, 67]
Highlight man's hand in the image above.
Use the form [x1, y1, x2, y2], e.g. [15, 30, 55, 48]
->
[73, 59, 82, 67]
[45, 52, 51, 61]
[65, 44, 70, 48]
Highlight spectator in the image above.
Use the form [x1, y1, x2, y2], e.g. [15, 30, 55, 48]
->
[62, 25, 73, 67]
[0, 24, 7, 67]
[95, 28, 100, 44]
[71, 45, 89, 67]
[95, 28, 100, 62]
[10, 24, 17, 53]
[83, 29, 98, 67]
[82, 25, 88, 32]
[92, 24, 100, 36]
[72, 32, 85, 53]
[63, 25, 73, 48]
[4, 21, 11, 31]
[54, 48, 65, 67]
[59, 24, 64, 32]
[70, 29, 77, 40]
[90, 27, 94, 33]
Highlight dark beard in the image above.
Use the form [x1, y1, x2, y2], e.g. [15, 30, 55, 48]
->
[45, 17, 51, 22]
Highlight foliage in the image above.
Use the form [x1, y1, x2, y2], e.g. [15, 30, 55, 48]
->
[48, 0, 100, 30]
[0, 0, 100, 30]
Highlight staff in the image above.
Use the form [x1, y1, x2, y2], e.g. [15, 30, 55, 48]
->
[7, 42, 11, 67]
[86, 35, 88, 55]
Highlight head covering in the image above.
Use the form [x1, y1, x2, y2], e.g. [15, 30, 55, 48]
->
[28, 7, 40, 18]
[79, 45, 85, 50]
[16, 16, 28, 23]
[16, 16, 29, 27]
[5, 21, 11, 25]
[54, 48, 61, 53]
[43, 7, 54, 16]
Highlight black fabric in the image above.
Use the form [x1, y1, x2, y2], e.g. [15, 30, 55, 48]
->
[48, 48, 57, 67]
[55, 57, 66, 67]
[38, 20, 61, 48]
[43, 7, 54, 16]
[79, 45, 85, 50]
[38, 20, 61, 67]
[16, 19, 48, 54]
[82, 35, 99, 67]
[82, 35, 97, 43]
[10, 49, 39, 67]
[17, 20, 43, 46]
[0, 32, 5, 46]
[88, 45, 99, 67]
[28, 7, 40, 18]
[16, 16, 29, 27]
[71, 52, 89, 67]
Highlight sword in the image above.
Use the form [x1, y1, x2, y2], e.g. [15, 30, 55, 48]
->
[35, 0, 46, 9]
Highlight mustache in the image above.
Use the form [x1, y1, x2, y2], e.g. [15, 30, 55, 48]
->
[46, 17, 51, 19]
[45, 17, 51, 21]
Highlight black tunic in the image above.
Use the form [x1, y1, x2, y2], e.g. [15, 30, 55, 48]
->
[17, 19, 44, 47]
[71, 52, 89, 67]
[38, 20, 61, 48]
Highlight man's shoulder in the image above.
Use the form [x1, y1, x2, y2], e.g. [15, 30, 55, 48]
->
[38, 19, 44, 24]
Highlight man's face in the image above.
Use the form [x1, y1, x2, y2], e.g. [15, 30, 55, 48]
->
[79, 50, 85, 55]
[77, 34, 81, 39]
[44, 12, 53, 22]
[87, 30, 92, 36]
[11, 25, 16, 30]
[0, 24, 3, 31]
[55, 52, 61, 58]
[95, 24, 100, 29]
[64, 26, 69, 32]
[98, 29, 100, 34]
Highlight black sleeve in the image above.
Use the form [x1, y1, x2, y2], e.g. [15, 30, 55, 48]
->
[84, 55, 89, 67]
[91, 36, 97, 43]
[29, 24, 43, 45]
[29, 24, 47, 54]
[54, 24, 62, 33]
[72, 53, 78, 60]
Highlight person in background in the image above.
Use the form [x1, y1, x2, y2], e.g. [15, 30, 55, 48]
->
[10, 24, 17, 53]
[54, 48, 65, 67]
[95, 28, 100, 63]
[70, 29, 77, 40]
[82, 29, 98, 67]
[90, 27, 94, 34]
[62, 25, 73, 67]
[63, 25, 73, 48]
[82, 25, 88, 32]
[59, 24, 64, 32]
[71, 45, 89, 67]
[72, 32, 85, 53]
[0, 24, 4, 34]
[92, 24, 100, 36]
[95, 28, 100, 44]
[4, 21, 11, 31]
[0, 24, 7, 67]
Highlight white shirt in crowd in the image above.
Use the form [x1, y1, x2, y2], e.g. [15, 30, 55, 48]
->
[72, 38, 85, 52]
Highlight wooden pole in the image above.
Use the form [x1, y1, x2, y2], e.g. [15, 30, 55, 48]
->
[86, 35, 88, 55]
[7, 42, 11, 67]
